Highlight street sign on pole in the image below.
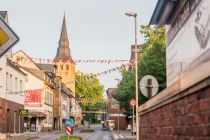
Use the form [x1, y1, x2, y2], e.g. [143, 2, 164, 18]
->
[65, 118, 74, 126]
[140, 75, 159, 98]
[129, 99, 136, 107]
[66, 126, 71, 140]
[0, 16, 19, 58]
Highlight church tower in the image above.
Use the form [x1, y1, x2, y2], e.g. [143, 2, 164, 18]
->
[55, 15, 75, 96]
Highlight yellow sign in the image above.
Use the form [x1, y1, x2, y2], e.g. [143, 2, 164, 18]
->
[0, 27, 9, 46]
[0, 16, 19, 57]
[19, 109, 29, 115]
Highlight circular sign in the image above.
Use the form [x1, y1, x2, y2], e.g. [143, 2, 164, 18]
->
[139, 75, 159, 97]
[129, 99, 136, 106]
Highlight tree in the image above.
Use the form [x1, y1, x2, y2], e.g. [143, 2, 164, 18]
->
[114, 26, 166, 115]
[75, 71, 105, 111]
[139, 25, 166, 91]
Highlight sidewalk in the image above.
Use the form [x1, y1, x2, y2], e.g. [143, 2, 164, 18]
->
[112, 130, 136, 140]
[8, 130, 64, 140]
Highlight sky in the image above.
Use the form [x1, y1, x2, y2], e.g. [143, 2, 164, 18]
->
[0, 0, 157, 91]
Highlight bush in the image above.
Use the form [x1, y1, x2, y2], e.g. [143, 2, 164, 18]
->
[56, 135, 82, 140]
[80, 128, 95, 133]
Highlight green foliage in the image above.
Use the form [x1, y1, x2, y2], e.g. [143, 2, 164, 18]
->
[114, 26, 166, 115]
[75, 71, 105, 111]
[80, 128, 95, 133]
[56, 136, 82, 140]
[139, 25, 166, 91]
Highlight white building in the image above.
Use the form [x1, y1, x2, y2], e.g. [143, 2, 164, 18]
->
[0, 11, 27, 134]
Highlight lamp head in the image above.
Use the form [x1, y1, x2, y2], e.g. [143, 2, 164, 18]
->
[125, 12, 137, 17]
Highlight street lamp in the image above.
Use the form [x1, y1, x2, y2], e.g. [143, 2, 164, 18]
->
[125, 12, 139, 140]
[115, 79, 120, 134]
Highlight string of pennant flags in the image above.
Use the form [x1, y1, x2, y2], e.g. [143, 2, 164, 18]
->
[14, 56, 134, 65]
[7, 88, 109, 103]
[65, 63, 132, 85]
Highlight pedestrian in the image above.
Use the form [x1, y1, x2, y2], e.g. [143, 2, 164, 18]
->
[24, 122, 27, 132]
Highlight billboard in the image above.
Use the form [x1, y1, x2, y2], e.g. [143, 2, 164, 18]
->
[24, 90, 42, 105]
[166, 0, 210, 86]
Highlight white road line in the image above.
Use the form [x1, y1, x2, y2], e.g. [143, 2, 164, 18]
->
[119, 134, 124, 139]
[103, 135, 109, 140]
[113, 134, 119, 140]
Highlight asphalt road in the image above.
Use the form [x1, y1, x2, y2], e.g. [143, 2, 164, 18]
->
[33, 124, 113, 140]
[84, 124, 113, 140]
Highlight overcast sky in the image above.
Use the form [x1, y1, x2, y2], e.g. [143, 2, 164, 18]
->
[1, 0, 157, 91]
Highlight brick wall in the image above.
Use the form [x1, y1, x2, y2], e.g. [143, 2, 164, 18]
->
[139, 78, 210, 140]
[107, 88, 128, 130]
[0, 98, 24, 133]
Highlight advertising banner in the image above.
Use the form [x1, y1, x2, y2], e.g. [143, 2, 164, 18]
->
[24, 90, 42, 105]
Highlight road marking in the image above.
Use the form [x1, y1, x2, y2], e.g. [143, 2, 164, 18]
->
[119, 134, 124, 139]
[113, 134, 119, 140]
[103, 135, 109, 140]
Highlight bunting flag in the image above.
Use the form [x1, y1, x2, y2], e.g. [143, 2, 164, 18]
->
[13, 56, 133, 65]
[7, 88, 44, 96]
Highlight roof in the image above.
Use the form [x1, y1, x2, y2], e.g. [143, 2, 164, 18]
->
[37, 63, 55, 73]
[7, 59, 27, 76]
[0, 11, 7, 20]
[21, 67, 45, 81]
[149, 0, 179, 27]
[55, 16, 73, 61]
[13, 50, 42, 70]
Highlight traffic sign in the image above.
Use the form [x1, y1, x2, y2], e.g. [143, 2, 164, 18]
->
[139, 75, 159, 98]
[66, 126, 71, 135]
[65, 118, 74, 126]
[129, 99, 136, 107]
[0, 16, 19, 58]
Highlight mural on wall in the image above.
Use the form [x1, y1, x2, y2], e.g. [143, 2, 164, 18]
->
[166, 0, 210, 86]
[194, 4, 210, 49]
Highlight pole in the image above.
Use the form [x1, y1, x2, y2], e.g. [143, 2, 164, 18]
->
[19, 114, 20, 133]
[134, 15, 139, 140]
[14, 111, 16, 133]
[132, 106, 135, 139]
[118, 103, 120, 134]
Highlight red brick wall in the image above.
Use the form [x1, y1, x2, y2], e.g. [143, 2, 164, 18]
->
[0, 98, 24, 133]
[109, 116, 128, 130]
[107, 88, 128, 130]
[139, 86, 210, 139]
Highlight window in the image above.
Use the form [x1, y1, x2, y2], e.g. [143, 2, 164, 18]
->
[10, 74, 12, 91]
[20, 80, 22, 91]
[15, 77, 18, 91]
[66, 65, 69, 70]
[6, 73, 9, 91]
[60, 65, 63, 70]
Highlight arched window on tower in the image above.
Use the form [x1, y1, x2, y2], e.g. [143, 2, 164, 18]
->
[66, 64, 69, 70]
[60, 65, 63, 70]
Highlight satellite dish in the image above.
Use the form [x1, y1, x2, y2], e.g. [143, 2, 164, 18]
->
[139, 75, 159, 98]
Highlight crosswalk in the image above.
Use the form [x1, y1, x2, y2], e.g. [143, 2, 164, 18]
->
[113, 134, 125, 140]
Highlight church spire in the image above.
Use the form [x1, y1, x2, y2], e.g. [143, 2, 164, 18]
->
[55, 15, 73, 61]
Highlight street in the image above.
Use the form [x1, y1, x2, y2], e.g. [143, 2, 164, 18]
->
[84, 125, 113, 140]
[32, 124, 113, 140]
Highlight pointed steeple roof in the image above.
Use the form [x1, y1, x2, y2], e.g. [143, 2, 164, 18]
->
[55, 15, 73, 61]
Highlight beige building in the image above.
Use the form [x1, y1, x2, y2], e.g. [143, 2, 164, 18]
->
[13, 50, 56, 132]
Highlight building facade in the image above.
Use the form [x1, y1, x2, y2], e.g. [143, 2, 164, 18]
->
[0, 11, 27, 134]
[106, 88, 128, 130]
[138, 0, 210, 139]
